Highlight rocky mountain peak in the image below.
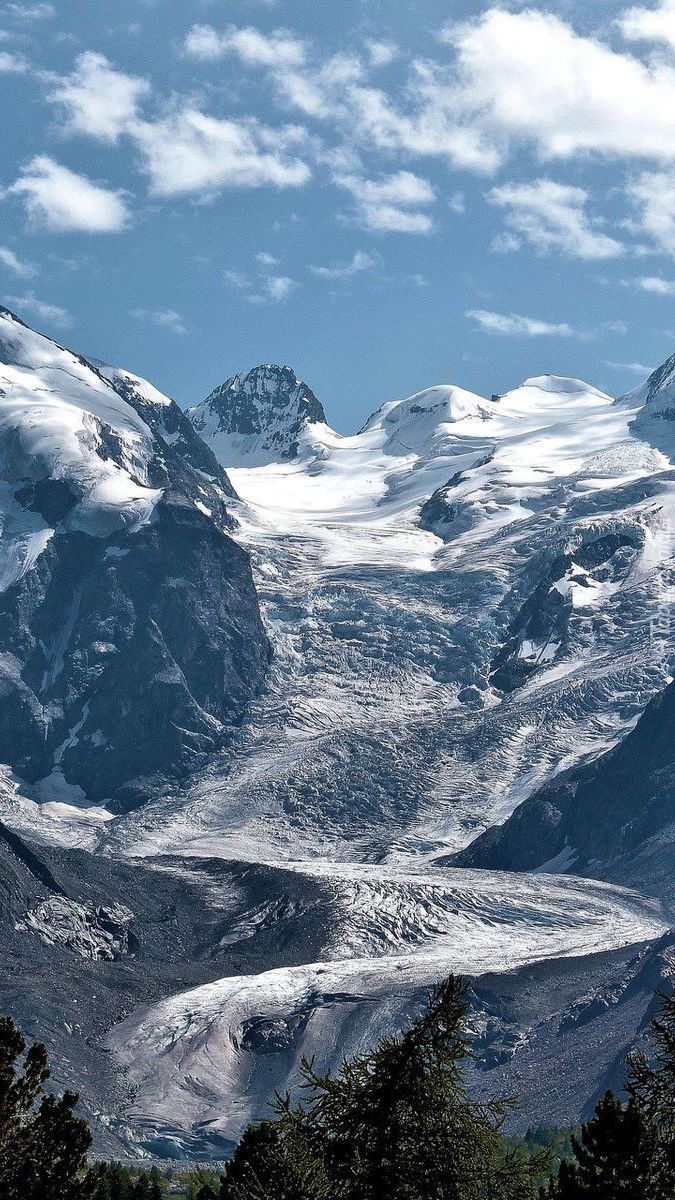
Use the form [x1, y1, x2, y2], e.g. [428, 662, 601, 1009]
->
[187, 364, 327, 467]
[624, 352, 675, 408]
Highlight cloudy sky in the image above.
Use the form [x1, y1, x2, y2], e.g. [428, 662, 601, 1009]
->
[2, 0, 675, 427]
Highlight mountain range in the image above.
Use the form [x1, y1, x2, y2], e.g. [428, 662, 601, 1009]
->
[0, 304, 674, 1158]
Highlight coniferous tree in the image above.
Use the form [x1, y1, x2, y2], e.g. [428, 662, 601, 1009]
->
[542, 1092, 654, 1199]
[0, 1015, 92, 1200]
[219, 1118, 332, 1200]
[545, 990, 675, 1199]
[220, 975, 542, 1200]
[625, 990, 675, 1198]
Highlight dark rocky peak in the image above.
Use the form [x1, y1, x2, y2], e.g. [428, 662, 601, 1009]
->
[187, 364, 327, 467]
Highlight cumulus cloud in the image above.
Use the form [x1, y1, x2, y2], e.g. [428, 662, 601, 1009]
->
[47, 52, 151, 142]
[6, 290, 71, 327]
[433, 8, 675, 169]
[618, 0, 675, 51]
[184, 24, 306, 68]
[633, 275, 675, 294]
[132, 110, 311, 197]
[183, 9, 675, 179]
[0, 245, 36, 276]
[301, 8, 675, 173]
[41, 50, 312, 204]
[223, 256, 298, 304]
[0, 49, 26, 71]
[248, 274, 298, 303]
[335, 170, 435, 233]
[8, 156, 130, 232]
[466, 309, 576, 337]
[365, 41, 399, 68]
[132, 307, 187, 334]
[488, 179, 624, 259]
[311, 250, 376, 279]
[5, 3, 54, 20]
[628, 169, 675, 255]
[223, 269, 249, 289]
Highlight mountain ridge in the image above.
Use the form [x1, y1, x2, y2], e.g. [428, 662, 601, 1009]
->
[0, 307, 674, 1158]
[187, 363, 328, 468]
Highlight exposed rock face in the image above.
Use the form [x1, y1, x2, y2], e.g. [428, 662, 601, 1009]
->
[17, 897, 133, 960]
[488, 530, 641, 692]
[453, 680, 675, 892]
[3, 321, 675, 1161]
[0, 309, 270, 807]
[187, 364, 327, 466]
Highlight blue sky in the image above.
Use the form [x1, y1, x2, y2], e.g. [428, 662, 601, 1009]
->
[2, 0, 675, 429]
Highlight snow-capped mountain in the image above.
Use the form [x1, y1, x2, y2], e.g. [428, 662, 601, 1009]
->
[0, 307, 269, 808]
[187, 364, 328, 467]
[1, 314, 675, 1159]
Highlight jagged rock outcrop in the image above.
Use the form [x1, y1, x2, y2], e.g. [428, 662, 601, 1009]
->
[187, 364, 327, 467]
[452, 680, 675, 897]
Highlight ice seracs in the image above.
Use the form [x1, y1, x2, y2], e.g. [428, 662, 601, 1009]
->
[1, 311, 675, 1159]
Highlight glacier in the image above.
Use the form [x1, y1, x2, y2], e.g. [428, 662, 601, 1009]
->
[0, 321, 674, 1156]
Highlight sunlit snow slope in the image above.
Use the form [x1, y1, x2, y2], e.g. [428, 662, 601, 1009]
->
[105, 367, 675, 867]
[1, 325, 674, 1158]
[94, 361, 675, 1155]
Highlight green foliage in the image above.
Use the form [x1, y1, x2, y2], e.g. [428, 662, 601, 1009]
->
[220, 975, 543, 1200]
[6, 979, 675, 1200]
[545, 989, 675, 1199]
[87, 1161, 166, 1199]
[0, 1014, 92, 1200]
[543, 1093, 655, 1199]
[521, 1126, 574, 1163]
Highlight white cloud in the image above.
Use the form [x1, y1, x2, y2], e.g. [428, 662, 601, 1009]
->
[433, 8, 675, 169]
[329, 7, 675, 174]
[223, 269, 249, 289]
[605, 360, 653, 374]
[628, 168, 675, 255]
[0, 245, 35, 276]
[132, 109, 310, 197]
[132, 307, 187, 334]
[184, 22, 363, 122]
[8, 156, 130, 233]
[6, 290, 71, 327]
[0, 49, 26, 71]
[633, 275, 675, 293]
[466, 309, 576, 337]
[223, 258, 297, 303]
[47, 52, 151, 142]
[618, 1, 675, 51]
[5, 3, 54, 20]
[248, 274, 298, 303]
[311, 250, 376, 279]
[365, 41, 399, 68]
[43, 51, 312, 203]
[335, 170, 435, 233]
[184, 24, 306, 67]
[488, 179, 624, 259]
[179, 8, 675, 184]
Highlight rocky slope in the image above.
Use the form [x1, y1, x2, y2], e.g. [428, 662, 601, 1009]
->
[187, 364, 328, 467]
[0, 307, 270, 809]
[0, 324, 674, 1158]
